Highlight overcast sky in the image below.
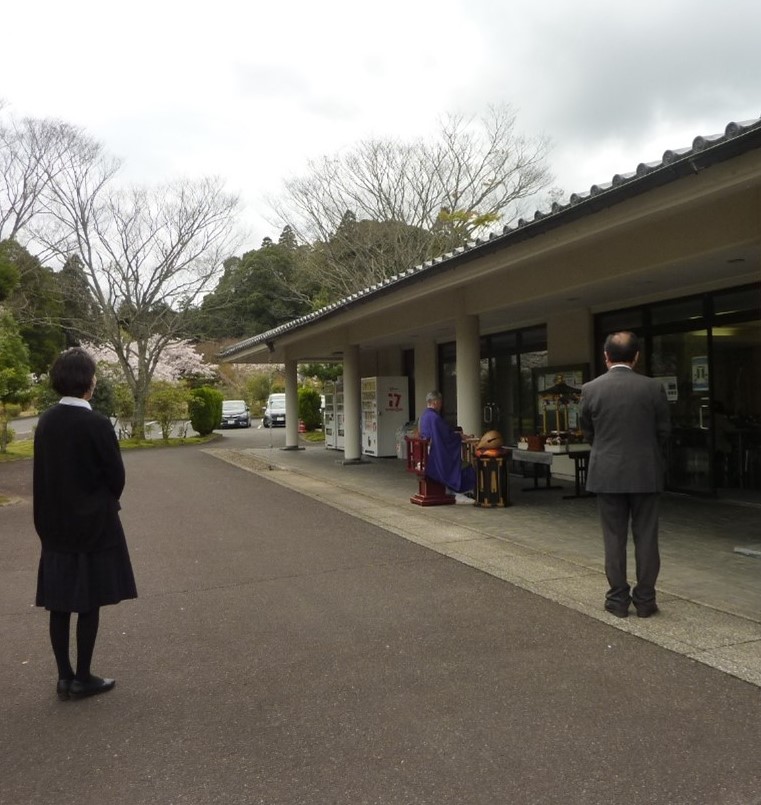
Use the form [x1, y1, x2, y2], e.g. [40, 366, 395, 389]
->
[2, 0, 760, 253]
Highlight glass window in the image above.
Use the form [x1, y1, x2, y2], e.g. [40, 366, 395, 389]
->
[440, 326, 547, 440]
[652, 330, 712, 493]
[438, 342, 458, 428]
[713, 285, 761, 318]
[488, 331, 518, 353]
[597, 307, 643, 333]
[519, 325, 548, 352]
[594, 284, 760, 498]
[650, 297, 704, 325]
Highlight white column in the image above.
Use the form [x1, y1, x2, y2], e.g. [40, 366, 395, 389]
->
[342, 344, 362, 462]
[414, 339, 437, 421]
[283, 359, 301, 450]
[456, 313, 481, 436]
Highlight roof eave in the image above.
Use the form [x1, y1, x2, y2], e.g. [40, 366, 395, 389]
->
[218, 117, 761, 362]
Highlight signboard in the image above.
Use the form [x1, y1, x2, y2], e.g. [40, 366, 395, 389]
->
[658, 376, 678, 402]
[691, 356, 709, 393]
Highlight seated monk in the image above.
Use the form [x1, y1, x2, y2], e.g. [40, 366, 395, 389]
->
[418, 390, 476, 495]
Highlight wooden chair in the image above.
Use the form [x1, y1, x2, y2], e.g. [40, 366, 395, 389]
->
[405, 436, 455, 506]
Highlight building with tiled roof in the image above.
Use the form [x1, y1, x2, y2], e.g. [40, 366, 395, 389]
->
[221, 116, 761, 501]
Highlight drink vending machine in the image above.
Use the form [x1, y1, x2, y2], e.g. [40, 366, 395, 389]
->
[361, 376, 409, 457]
[323, 379, 344, 450]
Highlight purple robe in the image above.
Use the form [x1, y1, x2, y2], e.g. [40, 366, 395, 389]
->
[418, 408, 476, 493]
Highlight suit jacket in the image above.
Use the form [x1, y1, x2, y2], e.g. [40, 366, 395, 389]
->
[33, 404, 125, 552]
[579, 366, 671, 494]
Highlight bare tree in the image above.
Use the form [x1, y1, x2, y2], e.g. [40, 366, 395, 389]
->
[0, 113, 75, 242]
[35, 131, 240, 437]
[270, 105, 554, 298]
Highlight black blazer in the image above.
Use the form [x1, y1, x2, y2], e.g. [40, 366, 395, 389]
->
[33, 404, 125, 553]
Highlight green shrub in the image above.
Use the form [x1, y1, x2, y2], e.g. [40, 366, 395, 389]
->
[148, 381, 189, 440]
[188, 386, 223, 436]
[112, 383, 136, 438]
[4, 403, 21, 419]
[113, 383, 135, 421]
[298, 387, 322, 431]
[33, 379, 60, 413]
[91, 373, 116, 418]
[0, 407, 18, 453]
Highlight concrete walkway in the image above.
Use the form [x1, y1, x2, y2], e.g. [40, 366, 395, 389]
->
[4, 439, 761, 803]
[207, 443, 761, 688]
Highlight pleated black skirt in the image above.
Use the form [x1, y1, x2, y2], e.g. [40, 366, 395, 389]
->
[36, 522, 138, 613]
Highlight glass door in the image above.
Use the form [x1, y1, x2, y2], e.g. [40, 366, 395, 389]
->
[479, 354, 514, 441]
[651, 330, 711, 493]
[479, 342, 546, 444]
[711, 320, 761, 496]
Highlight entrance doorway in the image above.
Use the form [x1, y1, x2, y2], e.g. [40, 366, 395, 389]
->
[478, 329, 547, 444]
[711, 320, 761, 498]
[597, 284, 760, 502]
[651, 329, 712, 493]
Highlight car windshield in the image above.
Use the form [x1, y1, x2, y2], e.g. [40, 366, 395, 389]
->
[269, 397, 286, 410]
[223, 400, 246, 411]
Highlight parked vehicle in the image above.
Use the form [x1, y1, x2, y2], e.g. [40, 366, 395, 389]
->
[219, 399, 251, 428]
[263, 393, 286, 428]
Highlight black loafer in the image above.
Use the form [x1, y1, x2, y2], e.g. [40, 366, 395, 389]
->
[635, 603, 659, 618]
[604, 604, 629, 618]
[69, 676, 116, 699]
[56, 679, 72, 701]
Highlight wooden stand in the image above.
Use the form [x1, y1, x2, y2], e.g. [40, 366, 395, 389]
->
[405, 436, 455, 506]
[475, 453, 511, 508]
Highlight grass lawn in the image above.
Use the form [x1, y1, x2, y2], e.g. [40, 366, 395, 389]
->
[117, 434, 219, 451]
[0, 440, 34, 461]
[0, 434, 218, 463]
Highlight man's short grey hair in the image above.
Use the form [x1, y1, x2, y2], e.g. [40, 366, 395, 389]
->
[425, 390, 442, 404]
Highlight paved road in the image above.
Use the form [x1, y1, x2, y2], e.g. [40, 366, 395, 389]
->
[8, 415, 38, 440]
[2, 430, 761, 804]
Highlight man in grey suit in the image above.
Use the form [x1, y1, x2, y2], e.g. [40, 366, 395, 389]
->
[579, 332, 671, 618]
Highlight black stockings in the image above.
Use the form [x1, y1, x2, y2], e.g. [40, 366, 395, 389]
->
[49, 608, 101, 681]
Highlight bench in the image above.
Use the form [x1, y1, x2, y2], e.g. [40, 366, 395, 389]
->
[405, 436, 455, 506]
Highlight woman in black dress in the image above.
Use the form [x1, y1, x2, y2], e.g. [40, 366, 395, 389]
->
[34, 348, 137, 700]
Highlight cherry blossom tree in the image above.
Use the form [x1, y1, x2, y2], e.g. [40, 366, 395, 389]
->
[82, 338, 217, 384]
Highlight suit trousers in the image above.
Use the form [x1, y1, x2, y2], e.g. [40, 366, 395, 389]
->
[597, 492, 661, 606]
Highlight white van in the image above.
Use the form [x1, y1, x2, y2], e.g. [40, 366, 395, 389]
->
[263, 393, 286, 428]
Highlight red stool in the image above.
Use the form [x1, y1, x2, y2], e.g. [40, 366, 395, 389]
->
[405, 436, 455, 506]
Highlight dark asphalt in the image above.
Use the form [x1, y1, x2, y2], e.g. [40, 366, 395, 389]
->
[2, 432, 761, 805]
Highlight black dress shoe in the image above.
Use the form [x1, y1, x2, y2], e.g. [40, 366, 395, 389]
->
[56, 679, 72, 701]
[635, 603, 659, 618]
[604, 603, 629, 618]
[69, 675, 116, 699]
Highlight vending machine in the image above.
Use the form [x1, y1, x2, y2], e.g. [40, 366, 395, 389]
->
[361, 376, 409, 457]
[335, 379, 345, 450]
[323, 380, 337, 449]
[323, 379, 345, 450]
